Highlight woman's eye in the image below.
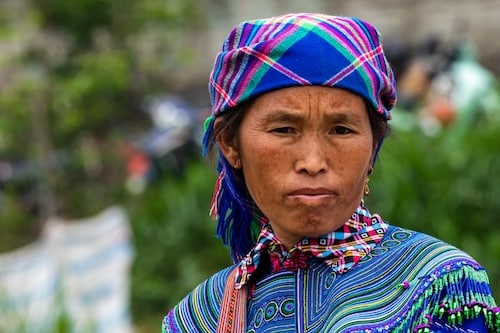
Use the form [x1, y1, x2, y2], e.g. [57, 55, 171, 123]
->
[331, 126, 352, 135]
[272, 127, 295, 134]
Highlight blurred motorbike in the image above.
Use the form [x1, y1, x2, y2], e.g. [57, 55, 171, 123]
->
[124, 95, 205, 194]
[393, 36, 499, 135]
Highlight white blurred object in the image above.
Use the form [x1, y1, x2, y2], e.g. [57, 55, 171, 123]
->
[0, 240, 59, 333]
[45, 206, 134, 333]
[0, 206, 134, 333]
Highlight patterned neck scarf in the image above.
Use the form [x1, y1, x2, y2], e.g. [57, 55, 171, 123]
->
[235, 204, 388, 289]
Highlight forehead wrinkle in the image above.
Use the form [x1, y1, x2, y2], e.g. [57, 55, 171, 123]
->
[251, 86, 368, 124]
[258, 107, 364, 127]
[306, 88, 366, 122]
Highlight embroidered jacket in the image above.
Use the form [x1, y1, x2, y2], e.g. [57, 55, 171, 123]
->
[163, 226, 499, 333]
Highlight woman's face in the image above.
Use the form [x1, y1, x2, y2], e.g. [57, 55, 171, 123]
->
[219, 86, 376, 248]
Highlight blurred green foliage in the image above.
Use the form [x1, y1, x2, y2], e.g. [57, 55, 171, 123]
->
[126, 159, 231, 324]
[367, 112, 500, 302]
[0, 0, 207, 250]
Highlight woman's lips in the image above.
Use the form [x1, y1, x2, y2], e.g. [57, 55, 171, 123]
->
[287, 188, 337, 204]
[288, 187, 336, 196]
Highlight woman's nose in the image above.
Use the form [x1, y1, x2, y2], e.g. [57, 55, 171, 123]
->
[294, 136, 328, 175]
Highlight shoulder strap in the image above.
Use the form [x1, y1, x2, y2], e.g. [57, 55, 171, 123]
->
[217, 266, 247, 333]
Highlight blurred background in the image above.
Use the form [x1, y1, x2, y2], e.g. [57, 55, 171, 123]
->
[0, 0, 499, 332]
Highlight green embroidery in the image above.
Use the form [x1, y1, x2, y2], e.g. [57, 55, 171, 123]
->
[394, 264, 499, 333]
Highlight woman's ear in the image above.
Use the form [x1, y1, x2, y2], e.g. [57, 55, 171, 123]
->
[215, 117, 241, 169]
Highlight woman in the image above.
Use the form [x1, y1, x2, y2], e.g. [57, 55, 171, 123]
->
[163, 13, 499, 332]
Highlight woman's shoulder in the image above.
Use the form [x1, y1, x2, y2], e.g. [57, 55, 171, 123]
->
[379, 225, 488, 287]
[381, 225, 478, 267]
[379, 225, 499, 332]
[162, 265, 235, 333]
[363, 224, 481, 282]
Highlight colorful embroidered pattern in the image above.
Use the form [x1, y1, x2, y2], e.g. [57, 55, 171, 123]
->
[162, 226, 499, 332]
[235, 204, 388, 289]
[216, 267, 246, 333]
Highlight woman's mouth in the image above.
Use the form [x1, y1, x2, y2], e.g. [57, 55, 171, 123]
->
[287, 188, 337, 205]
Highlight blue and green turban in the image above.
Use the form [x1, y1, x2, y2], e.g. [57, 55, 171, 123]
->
[202, 13, 397, 262]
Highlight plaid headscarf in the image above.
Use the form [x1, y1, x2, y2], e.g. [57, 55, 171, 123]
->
[203, 13, 397, 262]
[206, 13, 396, 122]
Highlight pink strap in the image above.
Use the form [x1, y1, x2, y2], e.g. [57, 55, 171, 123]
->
[217, 267, 247, 333]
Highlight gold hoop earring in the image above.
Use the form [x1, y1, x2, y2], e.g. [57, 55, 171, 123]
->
[364, 177, 370, 196]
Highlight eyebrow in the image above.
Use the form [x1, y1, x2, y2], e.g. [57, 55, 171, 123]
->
[261, 111, 302, 124]
[324, 112, 363, 123]
[261, 109, 364, 124]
